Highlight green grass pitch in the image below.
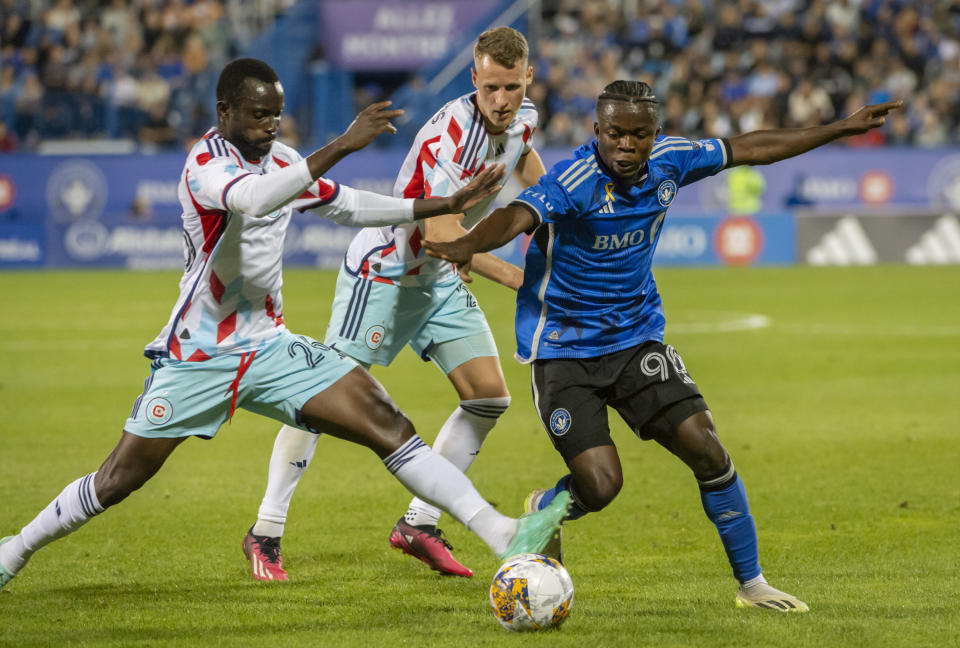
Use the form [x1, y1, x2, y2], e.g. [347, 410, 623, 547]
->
[1, 266, 957, 647]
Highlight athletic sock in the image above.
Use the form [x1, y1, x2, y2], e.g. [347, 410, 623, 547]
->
[699, 463, 762, 583]
[404, 396, 510, 528]
[253, 424, 320, 538]
[535, 474, 591, 520]
[384, 435, 515, 554]
[0, 472, 104, 574]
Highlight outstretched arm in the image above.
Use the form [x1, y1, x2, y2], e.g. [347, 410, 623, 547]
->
[728, 100, 903, 167]
[424, 204, 535, 283]
[227, 102, 403, 218]
[307, 163, 505, 228]
[424, 213, 524, 289]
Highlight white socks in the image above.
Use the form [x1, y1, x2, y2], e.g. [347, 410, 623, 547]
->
[741, 573, 768, 589]
[384, 435, 516, 555]
[253, 424, 320, 538]
[0, 472, 104, 574]
[403, 396, 510, 528]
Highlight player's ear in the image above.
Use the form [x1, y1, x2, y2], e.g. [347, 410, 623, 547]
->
[525, 65, 533, 85]
[593, 121, 600, 137]
[216, 100, 230, 123]
[471, 66, 478, 88]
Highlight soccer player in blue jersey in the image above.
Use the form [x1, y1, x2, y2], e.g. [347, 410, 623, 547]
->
[426, 80, 902, 612]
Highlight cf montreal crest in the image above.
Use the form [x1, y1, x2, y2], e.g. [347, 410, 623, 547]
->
[549, 408, 571, 436]
[657, 179, 677, 206]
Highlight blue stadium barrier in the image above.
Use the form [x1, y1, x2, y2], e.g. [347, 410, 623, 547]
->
[1, 148, 959, 269]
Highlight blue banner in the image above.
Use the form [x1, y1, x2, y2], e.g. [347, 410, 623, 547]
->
[1, 148, 957, 269]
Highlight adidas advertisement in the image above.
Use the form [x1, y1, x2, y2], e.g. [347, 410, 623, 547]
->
[797, 212, 960, 265]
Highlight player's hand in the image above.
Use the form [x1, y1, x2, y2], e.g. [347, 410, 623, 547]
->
[446, 163, 506, 213]
[841, 100, 903, 134]
[424, 237, 476, 283]
[339, 102, 404, 151]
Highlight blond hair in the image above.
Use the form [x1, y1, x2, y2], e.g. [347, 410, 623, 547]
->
[474, 26, 529, 68]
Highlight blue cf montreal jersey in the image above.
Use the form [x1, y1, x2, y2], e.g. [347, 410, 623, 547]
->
[511, 136, 731, 362]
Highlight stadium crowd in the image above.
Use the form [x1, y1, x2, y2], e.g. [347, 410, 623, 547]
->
[0, 0, 958, 151]
[0, 0, 291, 150]
[530, 0, 960, 148]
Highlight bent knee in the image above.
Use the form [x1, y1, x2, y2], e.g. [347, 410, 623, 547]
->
[576, 471, 623, 511]
[675, 414, 729, 478]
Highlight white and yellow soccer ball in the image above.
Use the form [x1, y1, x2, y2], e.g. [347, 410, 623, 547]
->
[489, 553, 574, 631]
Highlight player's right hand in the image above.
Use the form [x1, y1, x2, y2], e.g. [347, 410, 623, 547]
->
[424, 238, 476, 283]
[340, 102, 404, 151]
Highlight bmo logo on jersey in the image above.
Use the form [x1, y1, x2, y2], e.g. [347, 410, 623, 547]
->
[593, 212, 666, 250]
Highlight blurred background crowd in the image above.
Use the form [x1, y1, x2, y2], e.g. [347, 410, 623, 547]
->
[1, 0, 958, 153]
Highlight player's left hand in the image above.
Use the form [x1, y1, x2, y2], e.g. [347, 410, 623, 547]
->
[339, 101, 405, 152]
[841, 100, 903, 134]
[424, 238, 476, 283]
[446, 163, 506, 213]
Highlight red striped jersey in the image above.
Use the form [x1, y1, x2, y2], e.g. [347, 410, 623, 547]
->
[144, 129, 339, 360]
[343, 92, 537, 285]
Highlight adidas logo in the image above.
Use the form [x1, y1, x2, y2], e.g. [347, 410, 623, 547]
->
[288, 460, 308, 469]
[716, 510, 742, 521]
[806, 216, 877, 265]
[547, 330, 560, 340]
[905, 215, 960, 264]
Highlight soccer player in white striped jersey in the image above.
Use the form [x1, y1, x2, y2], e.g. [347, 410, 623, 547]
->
[243, 27, 548, 579]
[0, 58, 571, 593]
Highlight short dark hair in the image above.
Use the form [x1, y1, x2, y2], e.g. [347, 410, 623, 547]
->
[597, 80, 659, 110]
[474, 26, 529, 68]
[216, 58, 279, 106]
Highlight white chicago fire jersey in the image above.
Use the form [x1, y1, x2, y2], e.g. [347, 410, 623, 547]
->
[144, 129, 340, 360]
[343, 92, 538, 285]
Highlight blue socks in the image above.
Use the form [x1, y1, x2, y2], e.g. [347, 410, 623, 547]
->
[535, 474, 590, 520]
[538, 466, 763, 584]
[700, 470, 762, 583]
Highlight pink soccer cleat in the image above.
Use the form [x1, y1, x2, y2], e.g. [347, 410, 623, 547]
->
[388, 518, 473, 577]
[242, 526, 289, 581]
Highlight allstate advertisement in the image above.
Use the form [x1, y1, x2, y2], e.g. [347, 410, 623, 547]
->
[2, 148, 960, 269]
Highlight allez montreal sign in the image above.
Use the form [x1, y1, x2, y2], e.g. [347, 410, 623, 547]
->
[320, 1, 497, 70]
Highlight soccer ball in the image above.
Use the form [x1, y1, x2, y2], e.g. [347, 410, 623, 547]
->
[489, 553, 574, 631]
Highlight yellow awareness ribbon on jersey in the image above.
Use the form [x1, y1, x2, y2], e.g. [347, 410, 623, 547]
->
[604, 181, 615, 203]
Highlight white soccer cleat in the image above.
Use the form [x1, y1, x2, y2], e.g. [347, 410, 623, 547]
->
[736, 581, 809, 612]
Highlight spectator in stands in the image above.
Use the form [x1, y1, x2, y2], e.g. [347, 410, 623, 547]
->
[1, 0, 959, 151]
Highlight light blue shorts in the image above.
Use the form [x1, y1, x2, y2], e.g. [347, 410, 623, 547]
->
[325, 264, 497, 373]
[124, 330, 358, 439]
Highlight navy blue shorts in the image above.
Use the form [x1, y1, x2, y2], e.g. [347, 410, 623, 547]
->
[530, 341, 708, 463]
